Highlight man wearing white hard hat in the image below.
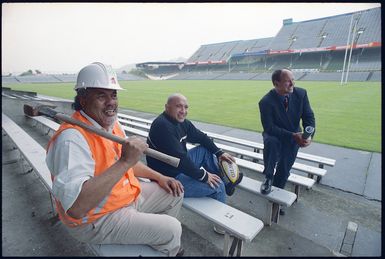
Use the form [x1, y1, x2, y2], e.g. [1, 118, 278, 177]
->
[46, 62, 185, 256]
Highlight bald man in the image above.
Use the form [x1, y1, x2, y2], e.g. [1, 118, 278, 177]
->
[146, 94, 240, 206]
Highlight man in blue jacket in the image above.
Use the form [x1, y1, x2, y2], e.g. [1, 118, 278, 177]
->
[146, 93, 240, 206]
[259, 69, 315, 209]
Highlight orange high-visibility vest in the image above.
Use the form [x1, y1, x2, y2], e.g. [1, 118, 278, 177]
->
[47, 111, 141, 227]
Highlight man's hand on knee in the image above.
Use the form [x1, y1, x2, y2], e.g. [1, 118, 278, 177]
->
[158, 175, 184, 196]
[206, 172, 222, 189]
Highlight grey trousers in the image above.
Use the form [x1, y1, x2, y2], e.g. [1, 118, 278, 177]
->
[66, 181, 183, 256]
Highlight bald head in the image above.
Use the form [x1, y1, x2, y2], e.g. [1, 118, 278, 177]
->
[167, 93, 187, 105]
[165, 93, 189, 122]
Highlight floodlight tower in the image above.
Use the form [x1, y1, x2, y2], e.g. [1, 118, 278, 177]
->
[341, 14, 355, 85]
[344, 17, 361, 84]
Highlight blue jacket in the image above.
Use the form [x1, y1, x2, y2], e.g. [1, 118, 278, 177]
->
[146, 112, 223, 182]
[259, 87, 315, 142]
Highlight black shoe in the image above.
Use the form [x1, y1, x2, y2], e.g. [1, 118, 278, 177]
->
[279, 209, 285, 216]
[176, 247, 185, 257]
[224, 173, 243, 196]
[260, 179, 272, 195]
[225, 184, 235, 196]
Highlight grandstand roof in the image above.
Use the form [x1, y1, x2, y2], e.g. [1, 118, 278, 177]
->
[269, 7, 380, 52]
[184, 7, 380, 65]
[186, 37, 274, 65]
[137, 62, 184, 66]
[286, 7, 376, 25]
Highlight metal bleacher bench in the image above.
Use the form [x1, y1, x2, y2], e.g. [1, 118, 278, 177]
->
[205, 132, 335, 182]
[118, 112, 153, 125]
[21, 114, 265, 256]
[118, 124, 297, 226]
[117, 112, 336, 182]
[117, 116, 316, 200]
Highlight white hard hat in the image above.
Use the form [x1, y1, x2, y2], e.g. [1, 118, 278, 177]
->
[74, 62, 124, 90]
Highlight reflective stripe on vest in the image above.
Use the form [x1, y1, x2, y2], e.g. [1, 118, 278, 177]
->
[47, 111, 141, 227]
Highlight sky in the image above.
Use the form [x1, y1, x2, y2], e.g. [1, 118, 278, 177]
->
[2, 2, 381, 74]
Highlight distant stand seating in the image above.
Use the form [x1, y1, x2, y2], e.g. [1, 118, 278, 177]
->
[301, 72, 369, 81]
[117, 73, 147, 81]
[2, 77, 20, 84]
[14, 75, 61, 83]
[51, 74, 77, 82]
[2, 73, 147, 84]
[215, 72, 259, 80]
[368, 71, 381, 81]
[166, 70, 376, 82]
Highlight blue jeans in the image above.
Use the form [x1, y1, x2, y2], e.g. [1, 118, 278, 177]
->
[175, 146, 226, 203]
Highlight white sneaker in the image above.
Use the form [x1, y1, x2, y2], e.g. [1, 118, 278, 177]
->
[213, 225, 226, 235]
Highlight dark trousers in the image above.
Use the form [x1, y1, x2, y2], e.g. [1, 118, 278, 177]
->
[262, 133, 299, 189]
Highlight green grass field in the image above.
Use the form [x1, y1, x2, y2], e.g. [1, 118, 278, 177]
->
[6, 80, 381, 152]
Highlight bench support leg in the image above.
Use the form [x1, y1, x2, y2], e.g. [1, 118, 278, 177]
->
[49, 194, 58, 217]
[271, 203, 280, 224]
[228, 238, 238, 256]
[316, 165, 324, 183]
[229, 238, 243, 256]
[223, 233, 230, 256]
[223, 234, 244, 257]
[264, 203, 273, 226]
[265, 202, 280, 225]
[294, 185, 300, 202]
[44, 128, 51, 135]
[236, 239, 243, 256]
[306, 174, 314, 191]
